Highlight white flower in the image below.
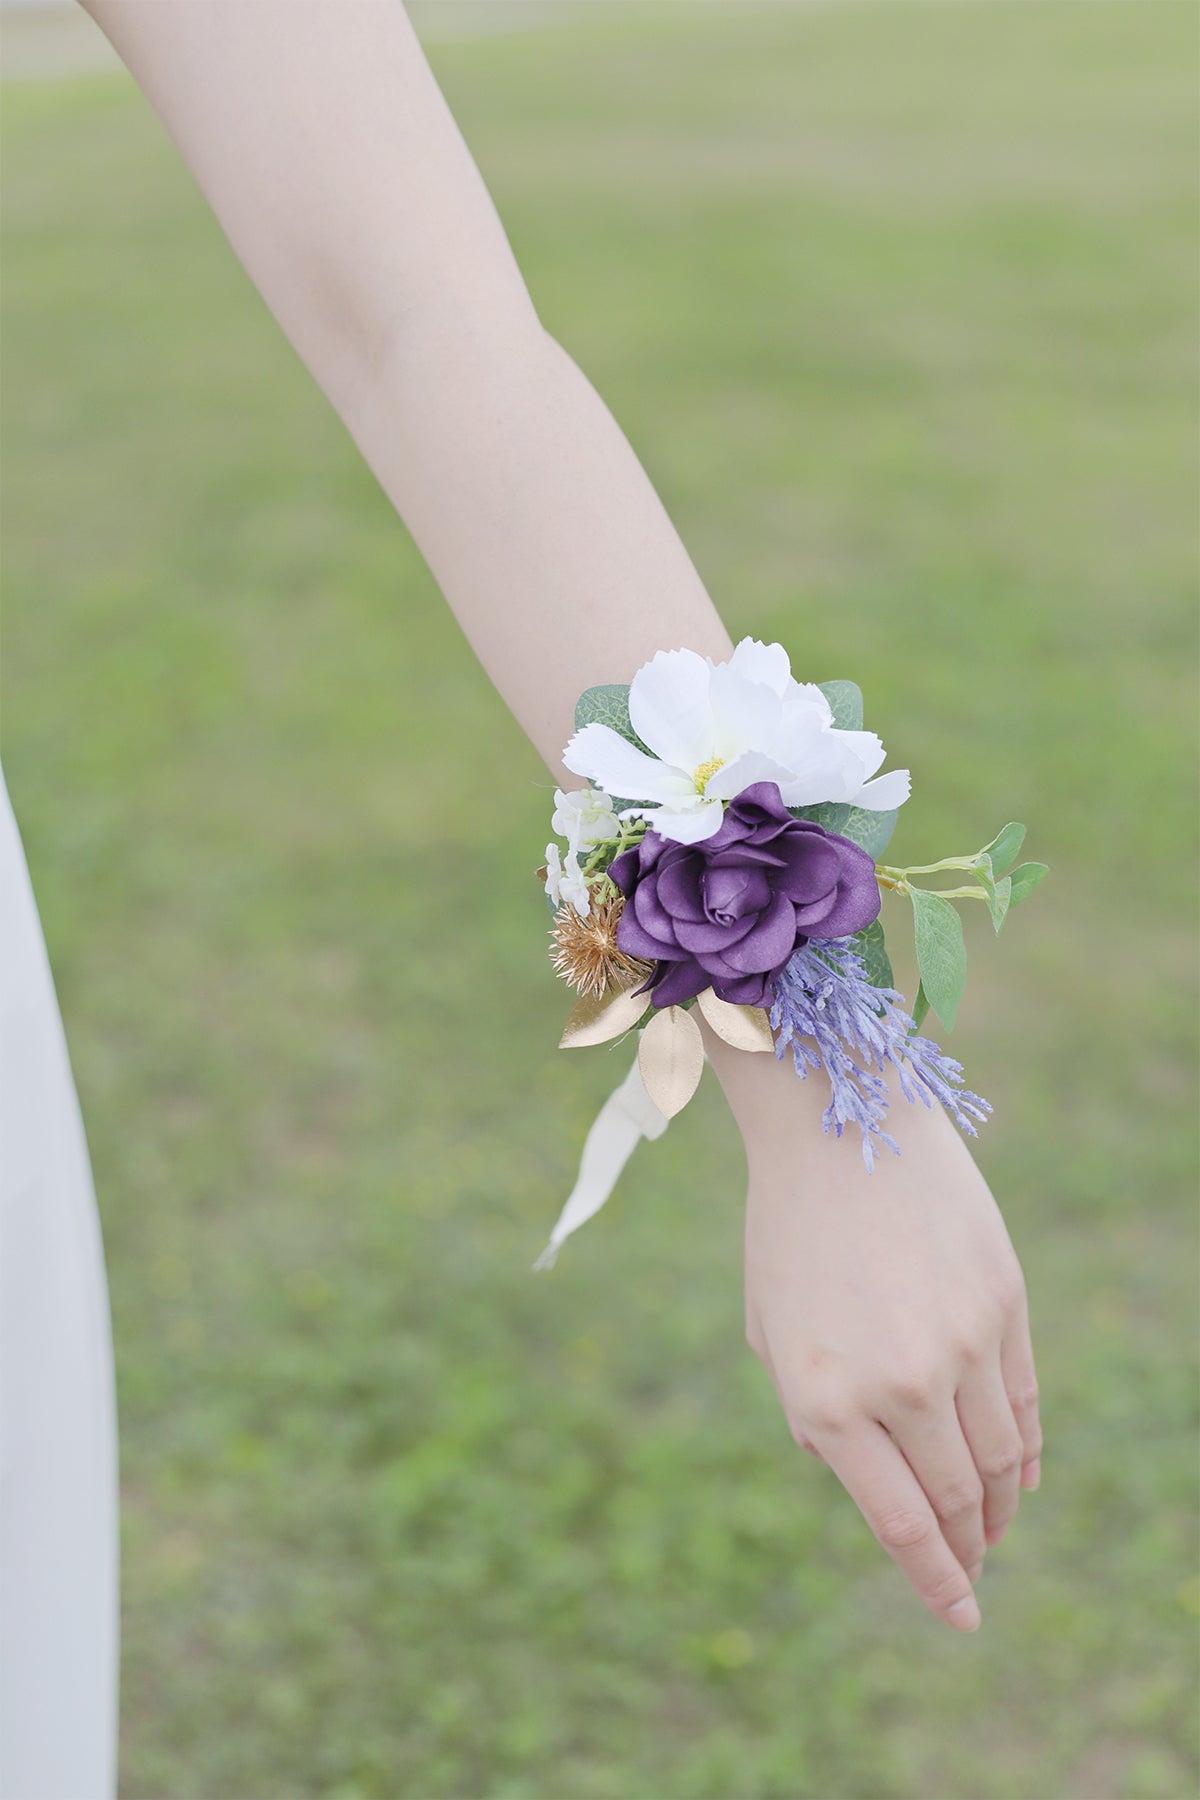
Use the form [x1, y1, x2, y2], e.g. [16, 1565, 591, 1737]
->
[551, 785, 620, 856]
[562, 638, 910, 844]
[559, 859, 591, 920]
[544, 785, 619, 922]
[544, 841, 591, 920]
[544, 842, 565, 906]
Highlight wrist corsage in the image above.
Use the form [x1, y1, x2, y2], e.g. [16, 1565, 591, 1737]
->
[535, 639, 1046, 1265]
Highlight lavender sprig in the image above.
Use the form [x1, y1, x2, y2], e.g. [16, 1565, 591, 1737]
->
[769, 936, 991, 1171]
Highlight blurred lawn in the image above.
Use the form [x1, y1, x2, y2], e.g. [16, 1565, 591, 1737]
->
[2, 3, 1198, 1797]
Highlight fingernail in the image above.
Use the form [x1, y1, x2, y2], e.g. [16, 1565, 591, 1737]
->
[985, 1523, 1009, 1546]
[1021, 1458, 1041, 1491]
[967, 1561, 984, 1584]
[946, 1595, 982, 1633]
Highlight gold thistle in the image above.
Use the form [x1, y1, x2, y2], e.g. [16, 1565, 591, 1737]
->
[550, 890, 652, 999]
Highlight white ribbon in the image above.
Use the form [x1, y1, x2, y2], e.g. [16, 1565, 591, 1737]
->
[533, 1049, 671, 1269]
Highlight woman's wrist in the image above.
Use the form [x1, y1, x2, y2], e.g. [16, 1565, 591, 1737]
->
[700, 1020, 830, 1165]
[711, 1023, 974, 1199]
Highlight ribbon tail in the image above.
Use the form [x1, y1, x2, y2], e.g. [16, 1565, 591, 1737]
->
[533, 1047, 671, 1270]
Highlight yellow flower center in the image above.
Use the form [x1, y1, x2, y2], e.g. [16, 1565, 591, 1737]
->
[693, 755, 725, 793]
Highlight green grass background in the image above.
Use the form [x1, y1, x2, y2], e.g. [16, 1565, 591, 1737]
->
[2, 3, 1197, 1795]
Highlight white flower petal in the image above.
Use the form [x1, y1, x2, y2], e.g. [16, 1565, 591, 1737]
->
[793, 682, 834, 724]
[708, 665, 782, 761]
[559, 850, 591, 918]
[586, 813, 621, 848]
[850, 767, 911, 811]
[627, 648, 716, 769]
[728, 637, 792, 696]
[562, 723, 695, 804]
[772, 685, 834, 767]
[544, 843, 563, 905]
[635, 799, 726, 844]
[774, 734, 872, 806]
[552, 784, 620, 849]
[703, 750, 797, 801]
[831, 729, 887, 780]
[551, 789, 579, 850]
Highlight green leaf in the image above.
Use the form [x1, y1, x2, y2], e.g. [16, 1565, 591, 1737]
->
[910, 982, 930, 1031]
[853, 918, 893, 991]
[909, 887, 967, 1031]
[573, 683, 648, 750]
[817, 679, 863, 731]
[980, 821, 1026, 877]
[973, 855, 1012, 934]
[1008, 861, 1049, 906]
[789, 800, 851, 832]
[837, 806, 899, 858]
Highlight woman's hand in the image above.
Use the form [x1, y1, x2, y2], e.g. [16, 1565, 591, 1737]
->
[707, 1033, 1042, 1632]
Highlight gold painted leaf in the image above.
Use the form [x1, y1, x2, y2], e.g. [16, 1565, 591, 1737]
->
[637, 1005, 705, 1119]
[695, 987, 775, 1053]
[558, 982, 651, 1049]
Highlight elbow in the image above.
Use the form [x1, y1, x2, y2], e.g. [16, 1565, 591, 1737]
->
[322, 270, 549, 428]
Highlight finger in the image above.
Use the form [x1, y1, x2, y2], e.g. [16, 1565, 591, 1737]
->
[956, 1360, 1024, 1547]
[1001, 1306, 1043, 1491]
[822, 1422, 982, 1631]
[887, 1403, 986, 1581]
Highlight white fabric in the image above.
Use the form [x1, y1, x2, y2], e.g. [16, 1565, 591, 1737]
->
[0, 770, 118, 1800]
[533, 1049, 670, 1269]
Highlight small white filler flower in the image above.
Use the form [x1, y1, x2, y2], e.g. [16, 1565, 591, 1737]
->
[551, 786, 621, 854]
[544, 786, 616, 919]
[544, 843, 589, 918]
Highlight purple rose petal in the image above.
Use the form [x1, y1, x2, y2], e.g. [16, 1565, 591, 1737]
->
[615, 782, 881, 1006]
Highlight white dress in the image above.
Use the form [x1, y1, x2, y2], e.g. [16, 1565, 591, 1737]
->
[0, 771, 118, 1800]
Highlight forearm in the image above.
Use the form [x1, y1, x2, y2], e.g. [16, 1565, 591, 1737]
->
[82, 0, 729, 776]
[347, 318, 730, 775]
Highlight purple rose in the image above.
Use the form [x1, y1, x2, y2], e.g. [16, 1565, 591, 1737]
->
[609, 781, 880, 1009]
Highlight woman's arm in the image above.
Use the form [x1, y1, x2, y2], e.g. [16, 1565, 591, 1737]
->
[82, 0, 1041, 1630]
[81, 0, 730, 770]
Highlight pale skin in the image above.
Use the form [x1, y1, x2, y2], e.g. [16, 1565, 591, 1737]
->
[82, 0, 1041, 1632]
